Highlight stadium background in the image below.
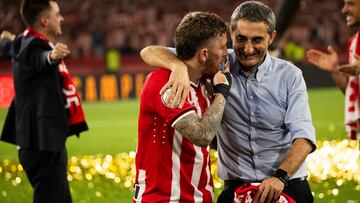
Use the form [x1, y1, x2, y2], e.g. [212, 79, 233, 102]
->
[0, 0, 359, 202]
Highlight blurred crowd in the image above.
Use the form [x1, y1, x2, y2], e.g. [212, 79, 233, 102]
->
[0, 0, 351, 62]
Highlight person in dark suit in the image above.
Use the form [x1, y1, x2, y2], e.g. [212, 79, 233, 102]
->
[0, 0, 86, 202]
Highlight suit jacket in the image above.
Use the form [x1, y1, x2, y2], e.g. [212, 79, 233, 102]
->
[0, 34, 69, 151]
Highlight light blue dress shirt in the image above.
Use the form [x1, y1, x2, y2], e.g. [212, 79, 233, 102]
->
[217, 49, 316, 181]
[167, 47, 316, 181]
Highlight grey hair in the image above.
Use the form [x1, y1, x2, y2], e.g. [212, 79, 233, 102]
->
[230, 1, 276, 33]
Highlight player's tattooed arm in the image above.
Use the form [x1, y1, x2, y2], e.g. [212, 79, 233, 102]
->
[174, 94, 226, 147]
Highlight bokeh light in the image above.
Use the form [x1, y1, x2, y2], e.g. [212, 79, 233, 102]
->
[0, 140, 359, 200]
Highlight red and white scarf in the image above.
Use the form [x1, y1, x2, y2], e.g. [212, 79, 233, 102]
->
[345, 30, 360, 140]
[233, 183, 295, 203]
[24, 27, 88, 136]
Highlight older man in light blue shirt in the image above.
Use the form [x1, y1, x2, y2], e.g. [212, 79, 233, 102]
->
[215, 2, 316, 202]
[139, 2, 316, 203]
[217, 48, 316, 182]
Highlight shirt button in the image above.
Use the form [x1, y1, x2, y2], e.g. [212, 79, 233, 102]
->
[251, 112, 255, 116]
[249, 96, 254, 99]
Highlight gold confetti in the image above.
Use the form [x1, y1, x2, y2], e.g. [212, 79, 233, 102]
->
[0, 140, 358, 200]
[95, 191, 102, 197]
[328, 124, 335, 132]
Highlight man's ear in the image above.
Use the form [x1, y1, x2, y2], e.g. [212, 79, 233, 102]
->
[269, 30, 277, 45]
[39, 16, 48, 27]
[198, 48, 208, 63]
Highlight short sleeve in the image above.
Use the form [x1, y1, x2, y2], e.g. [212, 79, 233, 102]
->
[141, 69, 196, 126]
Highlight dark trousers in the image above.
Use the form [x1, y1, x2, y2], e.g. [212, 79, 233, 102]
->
[217, 178, 314, 203]
[19, 147, 72, 203]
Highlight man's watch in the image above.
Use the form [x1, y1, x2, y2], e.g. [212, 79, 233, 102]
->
[272, 168, 289, 186]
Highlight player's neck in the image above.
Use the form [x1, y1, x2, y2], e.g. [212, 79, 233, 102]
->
[184, 60, 202, 83]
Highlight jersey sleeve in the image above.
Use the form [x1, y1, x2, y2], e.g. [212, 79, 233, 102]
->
[141, 69, 196, 126]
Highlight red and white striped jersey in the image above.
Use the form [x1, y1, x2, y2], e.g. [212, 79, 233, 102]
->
[345, 30, 360, 140]
[134, 68, 214, 203]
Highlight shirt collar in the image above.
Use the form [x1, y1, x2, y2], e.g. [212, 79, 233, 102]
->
[254, 53, 271, 83]
[190, 80, 200, 88]
[23, 27, 50, 42]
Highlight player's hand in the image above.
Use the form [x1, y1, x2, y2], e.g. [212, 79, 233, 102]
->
[159, 62, 190, 108]
[253, 177, 285, 203]
[339, 54, 360, 75]
[306, 46, 339, 73]
[50, 42, 70, 61]
[213, 61, 231, 86]
[0, 31, 15, 41]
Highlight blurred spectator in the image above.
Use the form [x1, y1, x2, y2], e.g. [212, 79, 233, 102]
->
[106, 49, 121, 73]
[283, 40, 305, 63]
[0, 0, 350, 62]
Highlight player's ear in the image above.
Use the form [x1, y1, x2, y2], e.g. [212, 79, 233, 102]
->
[198, 48, 208, 63]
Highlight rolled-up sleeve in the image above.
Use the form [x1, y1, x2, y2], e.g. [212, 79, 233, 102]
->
[284, 69, 316, 152]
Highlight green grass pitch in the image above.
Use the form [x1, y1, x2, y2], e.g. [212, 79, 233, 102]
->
[1, 87, 359, 202]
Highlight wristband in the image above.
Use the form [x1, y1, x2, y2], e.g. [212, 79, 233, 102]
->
[213, 71, 232, 99]
[213, 84, 230, 99]
[223, 71, 232, 87]
[272, 169, 289, 186]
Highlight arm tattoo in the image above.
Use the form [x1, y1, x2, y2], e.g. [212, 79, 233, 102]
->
[174, 94, 226, 146]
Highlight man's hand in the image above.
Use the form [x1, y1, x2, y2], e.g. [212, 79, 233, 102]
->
[160, 62, 190, 108]
[339, 54, 360, 75]
[49, 42, 70, 61]
[0, 31, 15, 41]
[213, 62, 232, 99]
[253, 177, 285, 203]
[213, 62, 231, 86]
[306, 45, 339, 72]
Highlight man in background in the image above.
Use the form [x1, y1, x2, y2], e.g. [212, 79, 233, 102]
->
[307, 0, 360, 143]
[0, 0, 87, 202]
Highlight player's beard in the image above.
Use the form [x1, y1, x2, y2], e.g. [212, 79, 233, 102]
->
[203, 57, 221, 76]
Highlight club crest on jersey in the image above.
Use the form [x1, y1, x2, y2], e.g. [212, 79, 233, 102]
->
[161, 88, 180, 107]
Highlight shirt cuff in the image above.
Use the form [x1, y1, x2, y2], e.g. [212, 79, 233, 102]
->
[291, 126, 317, 152]
[47, 51, 60, 66]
